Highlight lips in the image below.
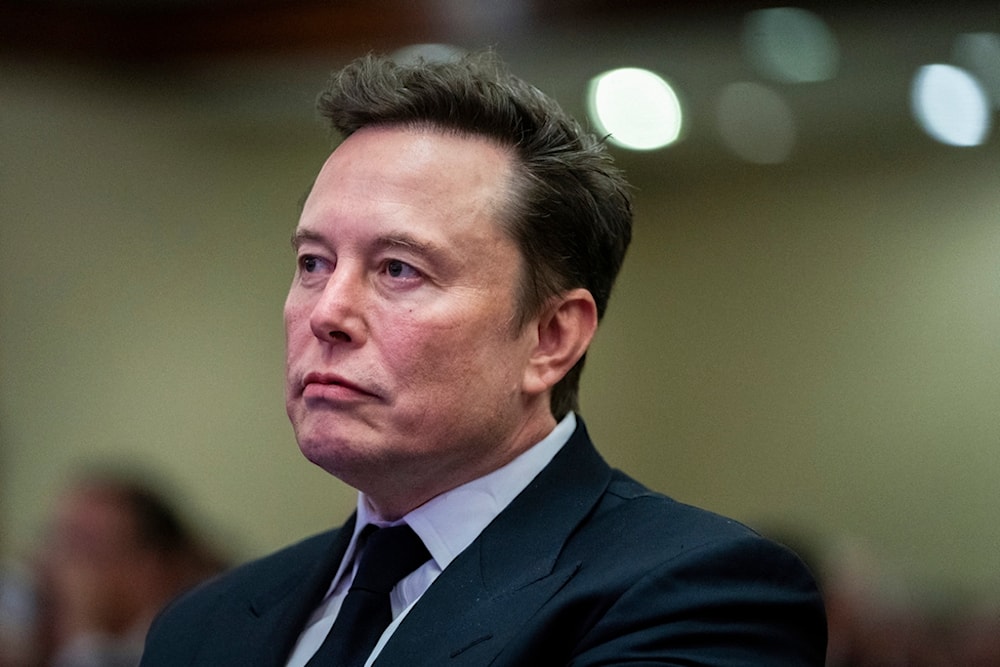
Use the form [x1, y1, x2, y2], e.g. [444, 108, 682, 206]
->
[301, 372, 378, 399]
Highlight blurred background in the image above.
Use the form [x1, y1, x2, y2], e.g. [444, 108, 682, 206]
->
[2, 0, 999, 664]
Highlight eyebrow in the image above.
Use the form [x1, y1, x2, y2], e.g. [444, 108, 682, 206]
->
[290, 228, 324, 250]
[374, 233, 445, 258]
[290, 229, 449, 264]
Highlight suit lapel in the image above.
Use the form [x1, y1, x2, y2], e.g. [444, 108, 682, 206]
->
[375, 422, 612, 665]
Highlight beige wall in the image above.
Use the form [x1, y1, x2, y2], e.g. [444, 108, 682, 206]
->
[0, 59, 351, 562]
[2, 55, 999, 603]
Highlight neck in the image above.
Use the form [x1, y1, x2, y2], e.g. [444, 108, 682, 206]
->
[361, 411, 560, 521]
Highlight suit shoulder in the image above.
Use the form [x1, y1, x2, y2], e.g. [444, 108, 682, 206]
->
[567, 471, 827, 663]
[140, 529, 344, 666]
[592, 469, 811, 575]
[195, 529, 337, 599]
[604, 469, 754, 534]
[144, 530, 338, 647]
[232, 530, 338, 580]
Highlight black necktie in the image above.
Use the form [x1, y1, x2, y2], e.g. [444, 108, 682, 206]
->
[305, 524, 431, 666]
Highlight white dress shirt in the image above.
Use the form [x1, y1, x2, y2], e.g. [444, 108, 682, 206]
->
[284, 413, 576, 667]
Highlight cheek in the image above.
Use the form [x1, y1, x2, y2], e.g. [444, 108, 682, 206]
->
[379, 315, 465, 388]
[389, 315, 519, 394]
[381, 322, 444, 375]
[283, 304, 311, 354]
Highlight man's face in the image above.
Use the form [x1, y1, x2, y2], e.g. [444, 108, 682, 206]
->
[284, 126, 553, 515]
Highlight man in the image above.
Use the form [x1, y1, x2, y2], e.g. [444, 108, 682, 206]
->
[33, 474, 224, 667]
[141, 51, 826, 666]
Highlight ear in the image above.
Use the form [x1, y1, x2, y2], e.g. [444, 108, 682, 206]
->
[522, 288, 598, 397]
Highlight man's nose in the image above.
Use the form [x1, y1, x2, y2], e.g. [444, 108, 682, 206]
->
[308, 268, 366, 345]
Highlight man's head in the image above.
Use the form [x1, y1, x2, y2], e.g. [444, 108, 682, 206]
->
[284, 51, 632, 517]
[316, 51, 633, 418]
[35, 476, 222, 651]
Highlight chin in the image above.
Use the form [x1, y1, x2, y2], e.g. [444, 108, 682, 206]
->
[299, 440, 350, 479]
[297, 430, 369, 477]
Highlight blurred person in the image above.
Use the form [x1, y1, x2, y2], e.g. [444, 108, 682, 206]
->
[1, 563, 39, 667]
[140, 51, 826, 666]
[32, 473, 224, 667]
[817, 540, 959, 667]
[950, 601, 1000, 666]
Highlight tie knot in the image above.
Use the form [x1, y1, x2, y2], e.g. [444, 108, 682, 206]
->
[351, 524, 430, 595]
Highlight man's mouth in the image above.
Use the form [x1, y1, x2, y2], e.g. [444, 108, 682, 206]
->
[301, 372, 378, 399]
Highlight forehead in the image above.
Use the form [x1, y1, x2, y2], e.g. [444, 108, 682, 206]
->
[307, 126, 515, 221]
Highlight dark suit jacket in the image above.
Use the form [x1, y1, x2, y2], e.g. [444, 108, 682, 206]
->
[141, 421, 826, 665]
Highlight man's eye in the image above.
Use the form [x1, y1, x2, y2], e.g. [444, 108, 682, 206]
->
[300, 256, 321, 272]
[385, 259, 420, 279]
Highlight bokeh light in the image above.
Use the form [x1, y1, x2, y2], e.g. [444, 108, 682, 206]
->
[911, 64, 991, 147]
[953, 32, 1000, 109]
[743, 7, 840, 84]
[716, 82, 796, 164]
[587, 68, 683, 151]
